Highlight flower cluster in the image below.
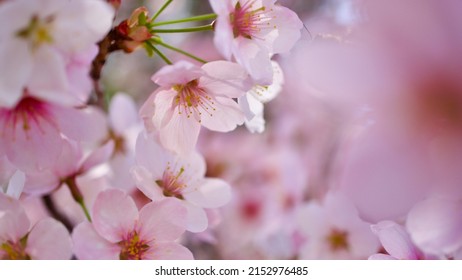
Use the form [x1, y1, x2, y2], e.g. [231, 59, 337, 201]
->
[2, 0, 460, 261]
[0, 0, 302, 259]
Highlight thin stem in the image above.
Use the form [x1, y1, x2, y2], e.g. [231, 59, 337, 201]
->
[151, 13, 217, 27]
[151, 0, 173, 22]
[145, 40, 172, 64]
[153, 38, 207, 64]
[152, 24, 214, 33]
[65, 177, 92, 222]
[42, 195, 73, 232]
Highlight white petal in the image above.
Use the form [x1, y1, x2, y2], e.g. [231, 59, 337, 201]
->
[183, 178, 231, 208]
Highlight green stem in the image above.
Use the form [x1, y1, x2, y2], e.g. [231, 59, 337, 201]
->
[151, 0, 173, 22]
[151, 13, 217, 27]
[152, 38, 207, 64]
[145, 40, 172, 64]
[152, 24, 213, 33]
[65, 177, 92, 222]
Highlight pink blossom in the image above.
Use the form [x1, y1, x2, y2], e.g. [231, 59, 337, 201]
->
[141, 60, 250, 155]
[0, 97, 108, 172]
[238, 60, 284, 133]
[297, 192, 379, 259]
[72, 189, 193, 260]
[24, 138, 114, 196]
[0, 0, 114, 108]
[369, 221, 424, 260]
[0, 193, 72, 260]
[210, 0, 302, 84]
[106, 93, 142, 191]
[406, 197, 462, 258]
[131, 132, 231, 232]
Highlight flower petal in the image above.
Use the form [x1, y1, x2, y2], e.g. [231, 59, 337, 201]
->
[92, 189, 138, 243]
[183, 202, 208, 233]
[184, 178, 231, 208]
[200, 96, 245, 132]
[26, 218, 72, 260]
[80, 140, 114, 173]
[371, 221, 420, 260]
[72, 222, 120, 260]
[130, 166, 164, 202]
[138, 198, 187, 242]
[109, 93, 139, 134]
[147, 242, 194, 260]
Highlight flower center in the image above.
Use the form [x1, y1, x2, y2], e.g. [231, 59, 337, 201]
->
[16, 15, 54, 49]
[119, 231, 149, 260]
[1, 239, 30, 260]
[156, 165, 186, 199]
[326, 228, 349, 251]
[0, 96, 54, 134]
[230, 1, 272, 39]
[173, 79, 216, 122]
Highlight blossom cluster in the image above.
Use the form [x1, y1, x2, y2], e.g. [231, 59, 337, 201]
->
[1, 0, 461, 261]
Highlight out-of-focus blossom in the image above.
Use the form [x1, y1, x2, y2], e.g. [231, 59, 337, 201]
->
[369, 220, 425, 260]
[24, 139, 114, 196]
[211, 0, 302, 84]
[141, 60, 250, 154]
[0, 0, 114, 107]
[0, 193, 72, 260]
[406, 197, 462, 258]
[0, 97, 108, 172]
[131, 132, 231, 232]
[297, 192, 379, 259]
[72, 189, 193, 260]
[239, 60, 284, 133]
[105, 93, 142, 191]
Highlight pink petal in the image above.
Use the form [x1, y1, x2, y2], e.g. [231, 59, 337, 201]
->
[138, 199, 187, 242]
[371, 221, 419, 260]
[26, 218, 72, 260]
[0, 40, 31, 108]
[159, 107, 201, 155]
[130, 166, 164, 201]
[201, 60, 251, 98]
[183, 202, 208, 233]
[109, 93, 139, 134]
[23, 170, 60, 196]
[200, 96, 245, 132]
[139, 92, 157, 133]
[406, 197, 462, 256]
[211, 3, 233, 60]
[152, 89, 176, 130]
[0, 105, 64, 172]
[184, 178, 231, 208]
[134, 132, 169, 178]
[147, 242, 194, 260]
[72, 222, 120, 260]
[80, 140, 114, 173]
[28, 47, 74, 106]
[269, 5, 303, 54]
[152, 61, 204, 87]
[233, 38, 273, 85]
[53, 138, 82, 178]
[0, 193, 30, 243]
[368, 254, 397, 260]
[92, 189, 138, 243]
[54, 105, 108, 143]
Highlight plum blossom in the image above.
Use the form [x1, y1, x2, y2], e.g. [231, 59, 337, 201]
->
[0, 97, 107, 172]
[369, 221, 425, 260]
[72, 189, 193, 260]
[0, 193, 72, 260]
[131, 132, 231, 233]
[297, 192, 379, 259]
[0, 0, 114, 108]
[210, 0, 302, 84]
[141, 60, 251, 155]
[238, 60, 284, 133]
